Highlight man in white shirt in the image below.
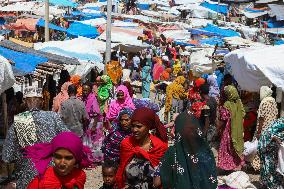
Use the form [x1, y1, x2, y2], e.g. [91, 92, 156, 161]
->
[133, 54, 140, 71]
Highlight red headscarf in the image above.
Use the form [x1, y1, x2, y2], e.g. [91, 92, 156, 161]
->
[27, 167, 86, 189]
[116, 135, 168, 189]
[131, 107, 168, 142]
[195, 78, 206, 88]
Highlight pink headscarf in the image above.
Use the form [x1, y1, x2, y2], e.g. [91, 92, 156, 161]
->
[52, 82, 71, 112]
[106, 85, 135, 121]
[24, 132, 93, 176]
[85, 93, 101, 120]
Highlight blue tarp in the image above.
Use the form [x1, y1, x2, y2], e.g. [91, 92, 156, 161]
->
[37, 19, 66, 32]
[0, 46, 48, 73]
[69, 11, 105, 20]
[190, 24, 240, 37]
[275, 40, 284, 45]
[200, 2, 228, 14]
[265, 20, 284, 28]
[66, 22, 99, 38]
[137, 3, 150, 10]
[48, 0, 77, 7]
[199, 37, 224, 46]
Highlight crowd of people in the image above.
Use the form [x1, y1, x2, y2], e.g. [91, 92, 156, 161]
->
[0, 41, 284, 189]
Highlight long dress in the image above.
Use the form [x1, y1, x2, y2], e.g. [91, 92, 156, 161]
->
[141, 65, 152, 98]
[258, 117, 284, 189]
[218, 107, 244, 170]
[83, 93, 104, 163]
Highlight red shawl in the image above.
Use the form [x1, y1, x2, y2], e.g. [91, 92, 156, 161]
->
[27, 167, 86, 189]
[116, 135, 168, 189]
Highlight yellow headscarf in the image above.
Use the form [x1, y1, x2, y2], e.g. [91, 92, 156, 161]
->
[173, 59, 182, 76]
[165, 76, 187, 113]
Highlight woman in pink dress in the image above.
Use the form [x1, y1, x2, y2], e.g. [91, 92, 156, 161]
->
[217, 85, 245, 170]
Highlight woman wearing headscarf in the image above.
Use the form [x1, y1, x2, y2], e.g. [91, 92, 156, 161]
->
[70, 75, 83, 97]
[249, 86, 279, 172]
[98, 75, 113, 113]
[172, 59, 182, 76]
[106, 60, 123, 85]
[52, 82, 72, 112]
[160, 68, 172, 81]
[159, 112, 217, 189]
[52, 82, 72, 113]
[106, 85, 135, 122]
[217, 85, 245, 171]
[188, 78, 205, 105]
[207, 75, 220, 99]
[116, 107, 168, 189]
[25, 132, 93, 189]
[141, 63, 152, 98]
[258, 117, 284, 189]
[123, 81, 134, 98]
[102, 108, 133, 163]
[165, 76, 188, 121]
[256, 86, 278, 139]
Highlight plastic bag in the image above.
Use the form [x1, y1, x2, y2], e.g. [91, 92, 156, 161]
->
[277, 142, 284, 176]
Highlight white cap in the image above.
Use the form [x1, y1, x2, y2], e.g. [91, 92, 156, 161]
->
[24, 86, 43, 98]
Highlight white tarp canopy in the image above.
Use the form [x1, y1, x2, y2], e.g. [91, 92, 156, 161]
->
[223, 36, 266, 47]
[112, 20, 139, 27]
[177, 4, 218, 19]
[0, 55, 15, 94]
[34, 37, 104, 72]
[162, 30, 191, 41]
[268, 4, 284, 21]
[0, 1, 37, 12]
[224, 45, 284, 92]
[98, 26, 145, 46]
[240, 9, 268, 19]
[78, 18, 106, 27]
[255, 0, 278, 3]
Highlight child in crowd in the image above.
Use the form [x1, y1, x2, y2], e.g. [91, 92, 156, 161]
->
[100, 160, 118, 189]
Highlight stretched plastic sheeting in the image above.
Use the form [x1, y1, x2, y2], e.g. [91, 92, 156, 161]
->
[37, 19, 66, 32]
[137, 3, 150, 10]
[0, 55, 15, 94]
[268, 4, 284, 21]
[199, 37, 224, 46]
[200, 1, 228, 14]
[0, 46, 48, 73]
[66, 22, 99, 38]
[191, 24, 240, 37]
[47, 0, 78, 7]
[224, 45, 284, 92]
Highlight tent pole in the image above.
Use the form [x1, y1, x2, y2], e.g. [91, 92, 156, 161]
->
[45, 0, 49, 42]
[105, 0, 112, 74]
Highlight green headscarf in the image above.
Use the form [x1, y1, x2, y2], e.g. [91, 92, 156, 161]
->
[160, 112, 217, 189]
[98, 75, 113, 112]
[224, 85, 245, 157]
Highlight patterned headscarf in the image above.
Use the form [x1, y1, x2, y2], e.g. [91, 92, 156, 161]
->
[98, 75, 113, 112]
[165, 76, 187, 113]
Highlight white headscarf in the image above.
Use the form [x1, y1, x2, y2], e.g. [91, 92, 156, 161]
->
[260, 86, 273, 101]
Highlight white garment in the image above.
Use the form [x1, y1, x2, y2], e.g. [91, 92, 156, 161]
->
[243, 139, 258, 162]
[221, 171, 257, 189]
[122, 69, 131, 82]
[120, 55, 127, 68]
[133, 56, 140, 69]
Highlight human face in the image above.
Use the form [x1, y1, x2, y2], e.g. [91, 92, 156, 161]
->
[117, 91, 124, 101]
[25, 97, 43, 110]
[131, 121, 149, 141]
[102, 167, 116, 187]
[53, 148, 76, 177]
[120, 114, 131, 131]
[82, 85, 91, 98]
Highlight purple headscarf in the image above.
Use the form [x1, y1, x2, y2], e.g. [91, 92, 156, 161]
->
[24, 132, 93, 176]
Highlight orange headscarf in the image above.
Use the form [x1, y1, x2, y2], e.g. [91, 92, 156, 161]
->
[70, 75, 82, 96]
[106, 60, 123, 85]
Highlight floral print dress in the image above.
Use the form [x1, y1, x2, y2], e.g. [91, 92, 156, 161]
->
[258, 117, 284, 189]
[218, 107, 244, 170]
